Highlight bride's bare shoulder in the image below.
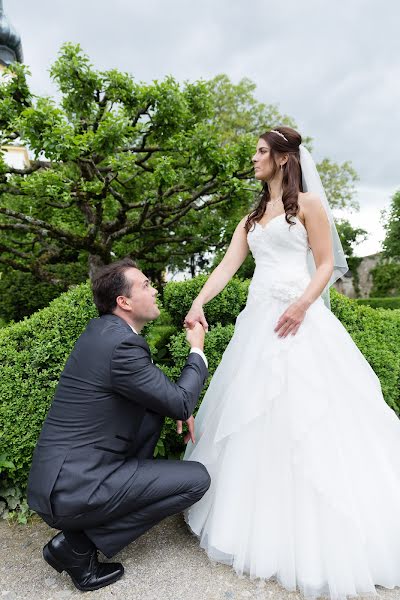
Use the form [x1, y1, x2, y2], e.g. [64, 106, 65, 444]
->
[298, 191, 321, 205]
[298, 192, 323, 216]
[238, 213, 250, 227]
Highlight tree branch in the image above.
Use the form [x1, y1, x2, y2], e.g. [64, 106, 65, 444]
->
[0, 222, 35, 233]
[0, 241, 32, 260]
[0, 254, 32, 273]
[0, 184, 27, 195]
[131, 102, 152, 128]
[144, 179, 220, 225]
[0, 206, 105, 256]
[0, 207, 79, 243]
[134, 159, 154, 173]
[5, 160, 53, 175]
[193, 192, 231, 211]
[45, 199, 75, 209]
[139, 235, 197, 255]
[116, 146, 164, 154]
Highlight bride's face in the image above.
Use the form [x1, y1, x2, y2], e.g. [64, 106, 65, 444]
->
[252, 139, 276, 181]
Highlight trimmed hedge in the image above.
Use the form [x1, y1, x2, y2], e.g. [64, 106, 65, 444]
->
[356, 297, 400, 310]
[1, 280, 400, 502]
[163, 274, 249, 327]
[370, 263, 400, 298]
[0, 283, 98, 492]
[0, 264, 87, 324]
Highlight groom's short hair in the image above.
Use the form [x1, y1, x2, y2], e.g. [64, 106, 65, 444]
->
[92, 258, 138, 316]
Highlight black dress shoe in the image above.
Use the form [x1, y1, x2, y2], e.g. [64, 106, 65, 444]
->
[43, 532, 124, 592]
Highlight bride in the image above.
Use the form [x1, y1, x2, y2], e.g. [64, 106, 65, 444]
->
[182, 126, 400, 600]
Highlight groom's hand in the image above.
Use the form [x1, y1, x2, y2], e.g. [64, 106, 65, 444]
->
[185, 321, 206, 351]
[176, 415, 195, 444]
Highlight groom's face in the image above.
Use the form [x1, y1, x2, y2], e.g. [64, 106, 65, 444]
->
[124, 268, 160, 323]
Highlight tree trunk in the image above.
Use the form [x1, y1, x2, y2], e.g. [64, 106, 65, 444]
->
[145, 267, 166, 290]
[190, 255, 195, 278]
[88, 254, 106, 281]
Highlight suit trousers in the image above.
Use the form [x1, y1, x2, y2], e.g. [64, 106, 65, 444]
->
[39, 411, 211, 558]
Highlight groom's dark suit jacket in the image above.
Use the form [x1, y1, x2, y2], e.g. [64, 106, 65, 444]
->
[27, 313, 208, 520]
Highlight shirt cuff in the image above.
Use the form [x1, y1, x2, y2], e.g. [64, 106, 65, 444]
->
[190, 347, 208, 369]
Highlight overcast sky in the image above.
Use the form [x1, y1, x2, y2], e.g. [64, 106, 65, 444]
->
[5, 0, 400, 255]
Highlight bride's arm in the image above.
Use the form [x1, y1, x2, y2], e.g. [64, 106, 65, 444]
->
[274, 193, 333, 337]
[275, 193, 334, 338]
[298, 193, 334, 309]
[184, 215, 250, 330]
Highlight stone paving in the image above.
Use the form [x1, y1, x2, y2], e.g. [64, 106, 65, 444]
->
[1, 515, 400, 600]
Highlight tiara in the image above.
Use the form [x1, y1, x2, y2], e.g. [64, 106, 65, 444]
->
[270, 129, 288, 142]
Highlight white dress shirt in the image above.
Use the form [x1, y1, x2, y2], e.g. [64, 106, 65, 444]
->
[128, 324, 208, 368]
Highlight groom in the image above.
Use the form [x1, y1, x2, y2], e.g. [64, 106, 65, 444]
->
[27, 258, 210, 592]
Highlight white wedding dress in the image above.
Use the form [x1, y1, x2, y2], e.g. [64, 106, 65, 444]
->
[184, 214, 400, 600]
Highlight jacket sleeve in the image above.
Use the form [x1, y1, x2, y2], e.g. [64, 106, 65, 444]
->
[110, 336, 209, 420]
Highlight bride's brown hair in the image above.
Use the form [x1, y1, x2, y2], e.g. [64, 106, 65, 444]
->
[245, 126, 303, 233]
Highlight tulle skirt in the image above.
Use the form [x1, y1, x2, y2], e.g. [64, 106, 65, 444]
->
[183, 294, 400, 600]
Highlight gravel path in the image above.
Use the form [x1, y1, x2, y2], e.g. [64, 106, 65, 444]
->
[1, 515, 400, 600]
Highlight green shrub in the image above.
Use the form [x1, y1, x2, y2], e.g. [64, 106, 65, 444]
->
[0, 283, 98, 493]
[163, 275, 249, 327]
[0, 263, 87, 324]
[141, 306, 176, 363]
[145, 324, 177, 364]
[1, 279, 400, 506]
[370, 263, 400, 297]
[0, 270, 64, 323]
[356, 297, 400, 310]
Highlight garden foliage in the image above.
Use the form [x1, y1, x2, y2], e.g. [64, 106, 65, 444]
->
[1, 280, 399, 514]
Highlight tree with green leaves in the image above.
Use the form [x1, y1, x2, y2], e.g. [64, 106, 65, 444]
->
[0, 44, 365, 323]
[382, 189, 400, 260]
[368, 189, 400, 299]
[0, 44, 361, 281]
[0, 45, 263, 287]
[334, 219, 368, 296]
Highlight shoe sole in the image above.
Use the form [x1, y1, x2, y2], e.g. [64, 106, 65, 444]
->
[43, 544, 64, 573]
[43, 545, 124, 591]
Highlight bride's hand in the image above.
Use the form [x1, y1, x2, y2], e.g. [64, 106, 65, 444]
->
[274, 301, 307, 338]
[184, 301, 209, 332]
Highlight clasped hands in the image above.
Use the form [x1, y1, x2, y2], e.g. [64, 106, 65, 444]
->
[176, 302, 209, 445]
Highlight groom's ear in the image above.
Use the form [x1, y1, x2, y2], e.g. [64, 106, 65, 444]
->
[116, 295, 131, 310]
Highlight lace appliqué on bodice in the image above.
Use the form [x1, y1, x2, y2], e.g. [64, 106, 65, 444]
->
[246, 215, 312, 304]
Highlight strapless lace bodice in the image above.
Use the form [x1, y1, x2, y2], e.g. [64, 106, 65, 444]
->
[247, 214, 312, 303]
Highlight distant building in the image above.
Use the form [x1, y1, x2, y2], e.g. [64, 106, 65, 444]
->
[334, 253, 382, 298]
[0, 0, 29, 169]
